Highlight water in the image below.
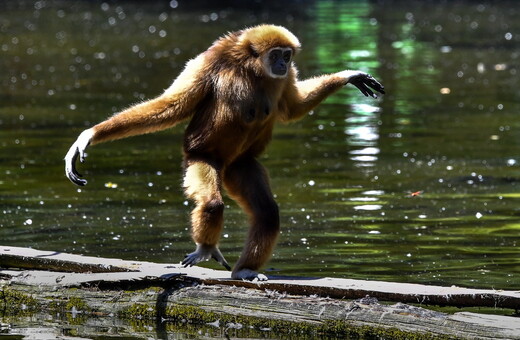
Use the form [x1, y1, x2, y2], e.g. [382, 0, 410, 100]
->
[1, 0, 519, 336]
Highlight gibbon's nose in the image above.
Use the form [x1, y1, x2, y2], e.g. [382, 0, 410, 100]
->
[273, 60, 287, 76]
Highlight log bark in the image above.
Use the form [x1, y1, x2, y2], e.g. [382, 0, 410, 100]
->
[1, 245, 519, 339]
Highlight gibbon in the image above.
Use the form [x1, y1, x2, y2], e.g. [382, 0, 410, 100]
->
[65, 24, 384, 281]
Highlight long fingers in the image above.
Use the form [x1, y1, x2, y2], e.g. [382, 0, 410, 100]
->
[353, 81, 376, 98]
[365, 75, 385, 95]
[350, 73, 385, 98]
[65, 150, 87, 186]
[65, 145, 87, 186]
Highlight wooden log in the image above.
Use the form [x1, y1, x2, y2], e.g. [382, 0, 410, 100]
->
[1, 279, 520, 339]
[1, 246, 519, 310]
[1, 245, 520, 339]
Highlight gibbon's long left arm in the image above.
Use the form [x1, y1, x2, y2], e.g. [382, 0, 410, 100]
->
[282, 70, 384, 122]
[65, 54, 208, 186]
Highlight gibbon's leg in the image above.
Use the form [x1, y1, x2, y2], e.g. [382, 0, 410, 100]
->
[224, 157, 280, 281]
[181, 159, 231, 270]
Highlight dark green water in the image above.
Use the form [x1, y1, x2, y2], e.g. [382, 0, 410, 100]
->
[2, 0, 520, 297]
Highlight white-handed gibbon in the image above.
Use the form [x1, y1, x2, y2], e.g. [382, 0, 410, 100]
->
[65, 24, 384, 281]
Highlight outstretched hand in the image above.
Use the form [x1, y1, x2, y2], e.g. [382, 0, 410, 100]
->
[337, 70, 385, 98]
[64, 128, 93, 186]
[349, 72, 385, 98]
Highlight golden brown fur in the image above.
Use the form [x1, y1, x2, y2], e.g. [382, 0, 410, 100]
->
[65, 24, 384, 280]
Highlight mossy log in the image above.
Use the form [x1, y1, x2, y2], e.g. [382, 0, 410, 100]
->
[1, 245, 519, 339]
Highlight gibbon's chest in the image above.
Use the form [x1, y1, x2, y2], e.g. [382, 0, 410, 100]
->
[241, 98, 272, 125]
[208, 94, 277, 162]
[213, 67, 283, 123]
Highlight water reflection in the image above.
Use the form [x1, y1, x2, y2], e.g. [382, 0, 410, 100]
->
[353, 204, 382, 211]
[344, 104, 380, 171]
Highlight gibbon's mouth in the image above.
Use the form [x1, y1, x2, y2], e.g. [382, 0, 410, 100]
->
[273, 67, 287, 76]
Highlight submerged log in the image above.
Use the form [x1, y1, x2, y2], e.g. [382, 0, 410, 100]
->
[1, 245, 519, 339]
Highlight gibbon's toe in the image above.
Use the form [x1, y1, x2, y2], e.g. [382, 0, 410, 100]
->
[232, 269, 268, 281]
[210, 247, 231, 270]
[181, 252, 202, 267]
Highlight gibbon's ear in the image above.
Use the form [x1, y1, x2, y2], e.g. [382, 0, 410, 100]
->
[249, 45, 260, 58]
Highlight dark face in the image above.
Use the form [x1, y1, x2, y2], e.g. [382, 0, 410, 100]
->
[263, 47, 293, 78]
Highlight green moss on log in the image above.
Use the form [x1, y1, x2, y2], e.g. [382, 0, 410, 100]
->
[65, 296, 90, 313]
[120, 302, 156, 319]
[0, 287, 37, 315]
[48, 294, 90, 314]
[120, 302, 457, 340]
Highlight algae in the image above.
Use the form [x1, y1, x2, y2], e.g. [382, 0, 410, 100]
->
[119, 301, 458, 340]
[0, 287, 37, 316]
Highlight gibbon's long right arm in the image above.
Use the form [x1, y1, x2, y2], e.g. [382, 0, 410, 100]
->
[64, 55, 208, 186]
[281, 70, 384, 122]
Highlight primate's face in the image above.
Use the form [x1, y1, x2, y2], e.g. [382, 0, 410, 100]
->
[263, 47, 293, 78]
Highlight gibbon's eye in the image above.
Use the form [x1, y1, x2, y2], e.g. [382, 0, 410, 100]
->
[283, 50, 292, 63]
[269, 50, 279, 62]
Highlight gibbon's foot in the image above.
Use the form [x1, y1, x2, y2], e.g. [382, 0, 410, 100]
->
[338, 71, 385, 98]
[182, 244, 231, 271]
[231, 268, 268, 281]
[64, 128, 93, 186]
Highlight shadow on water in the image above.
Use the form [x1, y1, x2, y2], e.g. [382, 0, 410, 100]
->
[1, 0, 520, 337]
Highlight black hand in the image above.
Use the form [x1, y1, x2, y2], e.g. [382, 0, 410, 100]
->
[349, 74, 385, 98]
